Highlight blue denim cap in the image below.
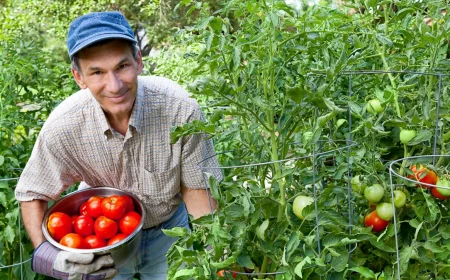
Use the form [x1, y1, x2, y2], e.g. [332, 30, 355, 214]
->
[67, 11, 137, 60]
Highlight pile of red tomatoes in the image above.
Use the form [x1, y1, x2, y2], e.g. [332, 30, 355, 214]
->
[47, 195, 141, 249]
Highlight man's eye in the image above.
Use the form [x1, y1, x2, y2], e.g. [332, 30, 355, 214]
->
[93, 71, 101, 75]
[119, 64, 127, 69]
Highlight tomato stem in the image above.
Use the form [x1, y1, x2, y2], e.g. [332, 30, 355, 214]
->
[399, 144, 409, 177]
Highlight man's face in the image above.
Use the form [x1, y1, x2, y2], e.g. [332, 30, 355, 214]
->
[72, 39, 143, 120]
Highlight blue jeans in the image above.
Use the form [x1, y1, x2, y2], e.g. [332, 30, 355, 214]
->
[114, 203, 189, 280]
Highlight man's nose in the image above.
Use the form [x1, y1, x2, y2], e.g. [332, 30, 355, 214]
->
[105, 72, 123, 93]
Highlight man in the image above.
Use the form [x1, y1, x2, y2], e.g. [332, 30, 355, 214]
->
[15, 11, 220, 280]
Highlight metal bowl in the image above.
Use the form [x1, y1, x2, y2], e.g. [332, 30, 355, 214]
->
[42, 187, 145, 268]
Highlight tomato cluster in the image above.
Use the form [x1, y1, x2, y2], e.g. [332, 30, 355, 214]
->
[47, 195, 141, 249]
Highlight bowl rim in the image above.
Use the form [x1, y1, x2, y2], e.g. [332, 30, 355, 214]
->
[42, 186, 146, 253]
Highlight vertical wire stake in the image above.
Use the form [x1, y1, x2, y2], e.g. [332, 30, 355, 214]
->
[389, 169, 401, 280]
[432, 72, 443, 164]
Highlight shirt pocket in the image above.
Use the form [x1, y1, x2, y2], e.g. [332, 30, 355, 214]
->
[141, 164, 180, 201]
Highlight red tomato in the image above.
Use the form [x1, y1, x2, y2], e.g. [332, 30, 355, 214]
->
[79, 202, 88, 216]
[60, 233, 87, 249]
[94, 216, 118, 239]
[431, 187, 450, 200]
[71, 215, 79, 227]
[107, 233, 128, 246]
[101, 196, 127, 220]
[84, 235, 107, 249]
[364, 210, 389, 232]
[409, 164, 438, 189]
[73, 215, 95, 237]
[86, 196, 104, 218]
[119, 211, 141, 235]
[217, 270, 238, 278]
[47, 212, 72, 242]
[121, 195, 135, 212]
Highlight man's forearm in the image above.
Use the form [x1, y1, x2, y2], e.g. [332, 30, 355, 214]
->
[181, 186, 217, 219]
[20, 200, 48, 248]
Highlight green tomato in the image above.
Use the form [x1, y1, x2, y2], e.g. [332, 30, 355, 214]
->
[436, 178, 450, 196]
[399, 129, 416, 144]
[364, 184, 384, 203]
[292, 195, 314, 220]
[366, 99, 384, 114]
[393, 190, 406, 208]
[351, 175, 366, 193]
[376, 202, 394, 221]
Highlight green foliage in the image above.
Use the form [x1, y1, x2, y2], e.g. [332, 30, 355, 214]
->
[166, 0, 450, 279]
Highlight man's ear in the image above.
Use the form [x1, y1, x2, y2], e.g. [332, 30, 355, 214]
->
[71, 68, 87, 89]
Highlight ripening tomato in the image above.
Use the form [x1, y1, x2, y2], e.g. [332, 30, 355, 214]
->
[73, 215, 95, 237]
[121, 195, 135, 212]
[431, 187, 450, 200]
[364, 210, 389, 232]
[119, 211, 141, 235]
[409, 164, 437, 189]
[217, 270, 238, 278]
[47, 212, 73, 242]
[107, 233, 128, 246]
[86, 196, 104, 218]
[94, 216, 118, 239]
[60, 233, 88, 249]
[101, 196, 127, 220]
[79, 202, 88, 216]
[84, 235, 107, 249]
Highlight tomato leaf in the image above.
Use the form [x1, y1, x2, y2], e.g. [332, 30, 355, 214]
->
[407, 130, 432, 146]
[173, 267, 203, 279]
[162, 227, 189, 237]
[4, 225, 15, 244]
[256, 219, 269, 241]
[294, 256, 312, 278]
[399, 246, 417, 274]
[348, 266, 377, 278]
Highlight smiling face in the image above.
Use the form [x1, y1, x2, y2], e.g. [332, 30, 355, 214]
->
[71, 39, 143, 123]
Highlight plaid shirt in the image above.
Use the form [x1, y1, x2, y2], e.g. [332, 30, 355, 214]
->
[15, 76, 221, 228]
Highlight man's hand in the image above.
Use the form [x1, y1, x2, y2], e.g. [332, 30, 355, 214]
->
[32, 241, 118, 280]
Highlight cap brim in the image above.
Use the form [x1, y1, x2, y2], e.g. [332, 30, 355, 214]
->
[69, 33, 137, 59]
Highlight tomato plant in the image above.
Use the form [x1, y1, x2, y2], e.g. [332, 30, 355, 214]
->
[84, 235, 107, 249]
[351, 175, 366, 193]
[364, 184, 384, 203]
[73, 215, 95, 237]
[119, 211, 141, 235]
[59, 233, 87, 249]
[94, 216, 118, 239]
[106, 233, 128, 246]
[292, 195, 314, 220]
[101, 195, 127, 220]
[364, 210, 390, 232]
[47, 212, 72, 242]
